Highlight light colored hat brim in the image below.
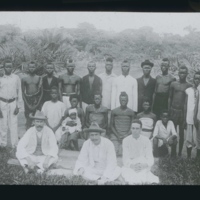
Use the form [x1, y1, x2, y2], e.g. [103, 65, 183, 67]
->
[83, 127, 105, 133]
[29, 113, 47, 120]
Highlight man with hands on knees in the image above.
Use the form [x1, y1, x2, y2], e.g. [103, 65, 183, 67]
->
[16, 110, 58, 174]
[73, 122, 121, 185]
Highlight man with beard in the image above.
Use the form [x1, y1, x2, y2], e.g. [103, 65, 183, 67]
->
[137, 60, 156, 113]
[41, 62, 60, 106]
[168, 65, 192, 156]
[153, 58, 176, 119]
[59, 59, 81, 109]
[80, 61, 102, 112]
[22, 61, 43, 130]
[16, 110, 58, 174]
[111, 60, 138, 112]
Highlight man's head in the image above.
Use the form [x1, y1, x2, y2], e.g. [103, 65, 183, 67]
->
[119, 91, 128, 107]
[193, 71, 200, 87]
[141, 60, 154, 76]
[69, 94, 80, 108]
[131, 119, 142, 139]
[105, 57, 113, 72]
[31, 110, 47, 132]
[28, 61, 37, 74]
[66, 59, 75, 74]
[160, 110, 169, 125]
[160, 58, 170, 74]
[94, 92, 102, 106]
[45, 62, 54, 75]
[121, 60, 130, 76]
[50, 86, 59, 101]
[3, 58, 13, 75]
[178, 65, 188, 81]
[142, 97, 151, 112]
[87, 61, 96, 74]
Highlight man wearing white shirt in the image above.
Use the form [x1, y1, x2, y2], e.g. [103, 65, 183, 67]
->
[16, 110, 58, 174]
[73, 122, 121, 185]
[111, 60, 138, 112]
[0, 59, 22, 149]
[99, 57, 117, 110]
[152, 110, 178, 157]
[121, 119, 159, 185]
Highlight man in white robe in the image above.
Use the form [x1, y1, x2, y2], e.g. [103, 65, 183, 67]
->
[73, 122, 121, 185]
[121, 119, 159, 185]
[16, 110, 58, 174]
[111, 60, 138, 112]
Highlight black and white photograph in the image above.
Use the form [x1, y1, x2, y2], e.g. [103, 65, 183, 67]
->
[0, 11, 200, 185]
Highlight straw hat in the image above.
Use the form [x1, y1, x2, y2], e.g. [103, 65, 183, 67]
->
[29, 110, 47, 120]
[83, 122, 105, 133]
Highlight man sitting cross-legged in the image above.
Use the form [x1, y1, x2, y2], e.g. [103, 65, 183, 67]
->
[16, 110, 58, 174]
[121, 119, 159, 185]
[152, 110, 178, 158]
[136, 98, 157, 139]
[85, 92, 108, 139]
[73, 122, 121, 185]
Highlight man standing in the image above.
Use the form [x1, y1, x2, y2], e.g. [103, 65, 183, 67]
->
[85, 93, 108, 139]
[0, 59, 22, 148]
[111, 60, 138, 112]
[80, 61, 102, 112]
[42, 62, 60, 106]
[110, 92, 136, 156]
[21, 61, 43, 130]
[16, 110, 58, 174]
[99, 57, 117, 110]
[73, 122, 121, 185]
[121, 119, 159, 185]
[59, 59, 81, 109]
[153, 58, 176, 118]
[168, 65, 192, 156]
[137, 60, 156, 113]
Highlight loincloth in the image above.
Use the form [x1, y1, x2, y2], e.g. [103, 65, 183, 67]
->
[24, 89, 42, 107]
[170, 107, 184, 125]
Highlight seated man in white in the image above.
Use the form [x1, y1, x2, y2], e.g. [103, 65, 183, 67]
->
[16, 110, 59, 174]
[121, 119, 159, 185]
[73, 122, 121, 184]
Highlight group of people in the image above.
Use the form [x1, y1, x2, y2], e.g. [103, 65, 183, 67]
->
[0, 56, 200, 184]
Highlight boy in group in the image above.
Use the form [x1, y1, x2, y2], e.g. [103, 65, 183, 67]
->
[153, 58, 176, 119]
[42, 62, 60, 106]
[56, 108, 81, 151]
[136, 98, 157, 139]
[152, 110, 178, 158]
[137, 60, 156, 113]
[110, 92, 136, 156]
[168, 65, 192, 156]
[41, 86, 65, 133]
[185, 72, 200, 159]
[80, 61, 102, 112]
[22, 61, 43, 130]
[59, 59, 81, 109]
[85, 93, 108, 139]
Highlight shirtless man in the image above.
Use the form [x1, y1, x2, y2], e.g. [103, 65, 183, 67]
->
[59, 59, 81, 109]
[22, 61, 43, 130]
[168, 65, 192, 156]
[153, 58, 176, 119]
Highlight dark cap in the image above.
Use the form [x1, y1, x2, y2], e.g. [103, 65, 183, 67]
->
[141, 60, 154, 68]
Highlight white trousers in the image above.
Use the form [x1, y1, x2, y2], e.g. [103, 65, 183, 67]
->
[0, 100, 18, 148]
[81, 102, 89, 113]
[82, 166, 121, 182]
[62, 96, 71, 110]
[121, 167, 159, 185]
[18, 154, 58, 171]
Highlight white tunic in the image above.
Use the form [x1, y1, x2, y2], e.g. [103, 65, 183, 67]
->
[41, 100, 66, 128]
[121, 135, 159, 184]
[111, 75, 138, 112]
[73, 137, 121, 181]
[99, 72, 117, 109]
